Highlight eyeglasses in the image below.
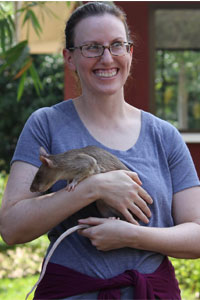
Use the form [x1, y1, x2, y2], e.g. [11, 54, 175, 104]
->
[69, 42, 133, 58]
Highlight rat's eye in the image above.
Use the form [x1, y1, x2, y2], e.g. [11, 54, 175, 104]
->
[35, 173, 41, 180]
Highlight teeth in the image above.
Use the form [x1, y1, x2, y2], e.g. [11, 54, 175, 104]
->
[95, 69, 117, 78]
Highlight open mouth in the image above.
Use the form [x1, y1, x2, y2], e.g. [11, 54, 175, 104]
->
[94, 68, 118, 78]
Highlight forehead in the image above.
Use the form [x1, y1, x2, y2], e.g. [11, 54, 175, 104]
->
[74, 14, 127, 44]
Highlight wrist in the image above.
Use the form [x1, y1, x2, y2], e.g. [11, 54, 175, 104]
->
[88, 173, 103, 199]
[82, 173, 102, 202]
[124, 222, 140, 248]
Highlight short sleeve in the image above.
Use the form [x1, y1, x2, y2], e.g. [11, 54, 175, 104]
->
[163, 124, 200, 193]
[11, 108, 51, 167]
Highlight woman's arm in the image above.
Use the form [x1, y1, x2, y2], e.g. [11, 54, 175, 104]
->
[0, 162, 152, 245]
[0, 161, 97, 245]
[79, 186, 200, 259]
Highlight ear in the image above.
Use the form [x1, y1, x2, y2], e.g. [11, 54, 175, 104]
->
[40, 155, 55, 168]
[40, 146, 49, 157]
[130, 44, 133, 57]
[63, 48, 76, 71]
[39, 147, 55, 168]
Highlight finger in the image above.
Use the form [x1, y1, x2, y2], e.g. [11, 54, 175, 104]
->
[121, 209, 140, 225]
[138, 187, 153, 204]
[128, 203, 150, 224]
[78, 227, 92, 238]
[78, 217, 106, 226]
[134, 196, 152, 218]
[124, 171, 142, 186]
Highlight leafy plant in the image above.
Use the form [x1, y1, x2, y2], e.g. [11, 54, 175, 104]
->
[0, 235, 49, 279]
[0, 275, 39, 300]
[171, 258, 200, 298]
[0, 1, 70, 100]
[0, 53, 64, 173]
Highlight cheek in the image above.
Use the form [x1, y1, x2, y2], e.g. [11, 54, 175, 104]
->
[126, 54, 133, 71]
[75, 58, 91, 77]
[119, 54, 132, 72]
[120, 57, 132, 80]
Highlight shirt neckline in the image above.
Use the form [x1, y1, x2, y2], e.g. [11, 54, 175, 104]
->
[69, 99, 145, 155]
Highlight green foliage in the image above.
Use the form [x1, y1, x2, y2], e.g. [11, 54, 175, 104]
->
[0, 1, 70, 100]
[0, 234, 49, 279]
[0, 171, 7, 205]
[155, 50, 200, 130]
[0, 53, 64, 173]
[0, 275, 39, 300]
[0, 2, 15, 51]
[171, 257, 200, 298]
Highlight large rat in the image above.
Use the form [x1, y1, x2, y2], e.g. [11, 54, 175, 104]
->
[30, 145, 133, 218]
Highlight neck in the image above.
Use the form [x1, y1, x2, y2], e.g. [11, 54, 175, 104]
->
[74, 90, 129, 125]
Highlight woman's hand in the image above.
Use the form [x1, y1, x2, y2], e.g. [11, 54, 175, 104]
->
[94, 170, 153, 225]
[78, 217, 134, 251]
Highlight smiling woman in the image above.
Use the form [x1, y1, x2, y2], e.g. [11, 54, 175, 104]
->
[64, 13, 133, 100]
[1, 2, 200, 300]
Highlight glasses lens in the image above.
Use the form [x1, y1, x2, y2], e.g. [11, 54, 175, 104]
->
[82, 44, 103, 57]
[110, 42, 128, 56]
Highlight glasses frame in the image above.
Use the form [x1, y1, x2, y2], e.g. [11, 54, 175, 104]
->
[68, 42, 133, 58]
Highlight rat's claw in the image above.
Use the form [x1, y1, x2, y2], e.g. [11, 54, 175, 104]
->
[66, 180, 78, 192]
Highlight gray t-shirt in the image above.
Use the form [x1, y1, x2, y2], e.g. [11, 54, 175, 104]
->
[12, 99, 199, 299]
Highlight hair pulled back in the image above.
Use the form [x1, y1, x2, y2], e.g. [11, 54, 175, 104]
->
[65, 2, 132, 49]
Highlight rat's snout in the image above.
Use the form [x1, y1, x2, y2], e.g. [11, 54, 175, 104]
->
[30, 180, 43, 193]
[30, 183, 38, 193]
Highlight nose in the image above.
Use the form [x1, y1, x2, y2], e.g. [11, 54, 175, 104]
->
[100, 47, 114, 63]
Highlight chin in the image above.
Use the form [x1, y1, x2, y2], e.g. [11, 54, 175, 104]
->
[95, 83, 123, 96]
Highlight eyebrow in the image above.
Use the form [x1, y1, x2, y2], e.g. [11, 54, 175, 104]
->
[80, 37, 126, 45]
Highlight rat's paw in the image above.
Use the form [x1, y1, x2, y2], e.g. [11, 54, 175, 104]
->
[66, 180, 78, 192]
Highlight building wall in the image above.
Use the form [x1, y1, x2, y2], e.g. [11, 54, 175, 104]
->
[118, 1, 150, 111]
[19, 2, 75, 54]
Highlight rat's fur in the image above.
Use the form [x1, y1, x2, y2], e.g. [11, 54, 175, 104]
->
[30, 145, 129, 218]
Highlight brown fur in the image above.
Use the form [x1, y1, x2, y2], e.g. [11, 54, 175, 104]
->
[30, 145, 129, 218]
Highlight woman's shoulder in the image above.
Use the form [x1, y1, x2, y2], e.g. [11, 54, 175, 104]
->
[31, 99, 74, 120]
[142, 110, 180, 139]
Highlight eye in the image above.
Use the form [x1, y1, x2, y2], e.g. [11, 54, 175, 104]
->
[111, 41, 124, 48]
[35, 173, 41, 180]
[85, 44, 101, 52]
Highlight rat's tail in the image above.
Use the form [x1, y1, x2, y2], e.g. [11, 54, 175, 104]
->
[25, 224, 90, 300]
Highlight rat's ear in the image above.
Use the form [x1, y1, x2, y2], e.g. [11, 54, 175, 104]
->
[40, 147, 49, 157]
[40, 155, 55, 168]
[39, 147, 55, 168]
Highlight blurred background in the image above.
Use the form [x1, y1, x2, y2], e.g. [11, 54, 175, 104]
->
[0, 1, 200, 299]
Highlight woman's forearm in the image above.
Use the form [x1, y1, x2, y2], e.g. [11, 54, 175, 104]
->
[0, 166, 151, 245]
[0, 178, 97, 245]
[128, 221, 200, 259]
[79, 217, 200, 259]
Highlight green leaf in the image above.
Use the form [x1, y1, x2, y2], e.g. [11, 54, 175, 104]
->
[4, 17, 13, 47]
[28, 9, 42, 36]
[7, 14, 15, 31]
[22, 10, 30, 26]
[0, 20, 6, 52]
[0, 41, 30, 78]
[22, 9, 42, 37]
[40, 3, 59, 19]
[29, 62, 42, 95]
[0, 13, 15, 52]
[17, 71, 27, 101]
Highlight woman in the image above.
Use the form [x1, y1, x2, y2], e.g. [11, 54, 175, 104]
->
[1, 2, 200, 299]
